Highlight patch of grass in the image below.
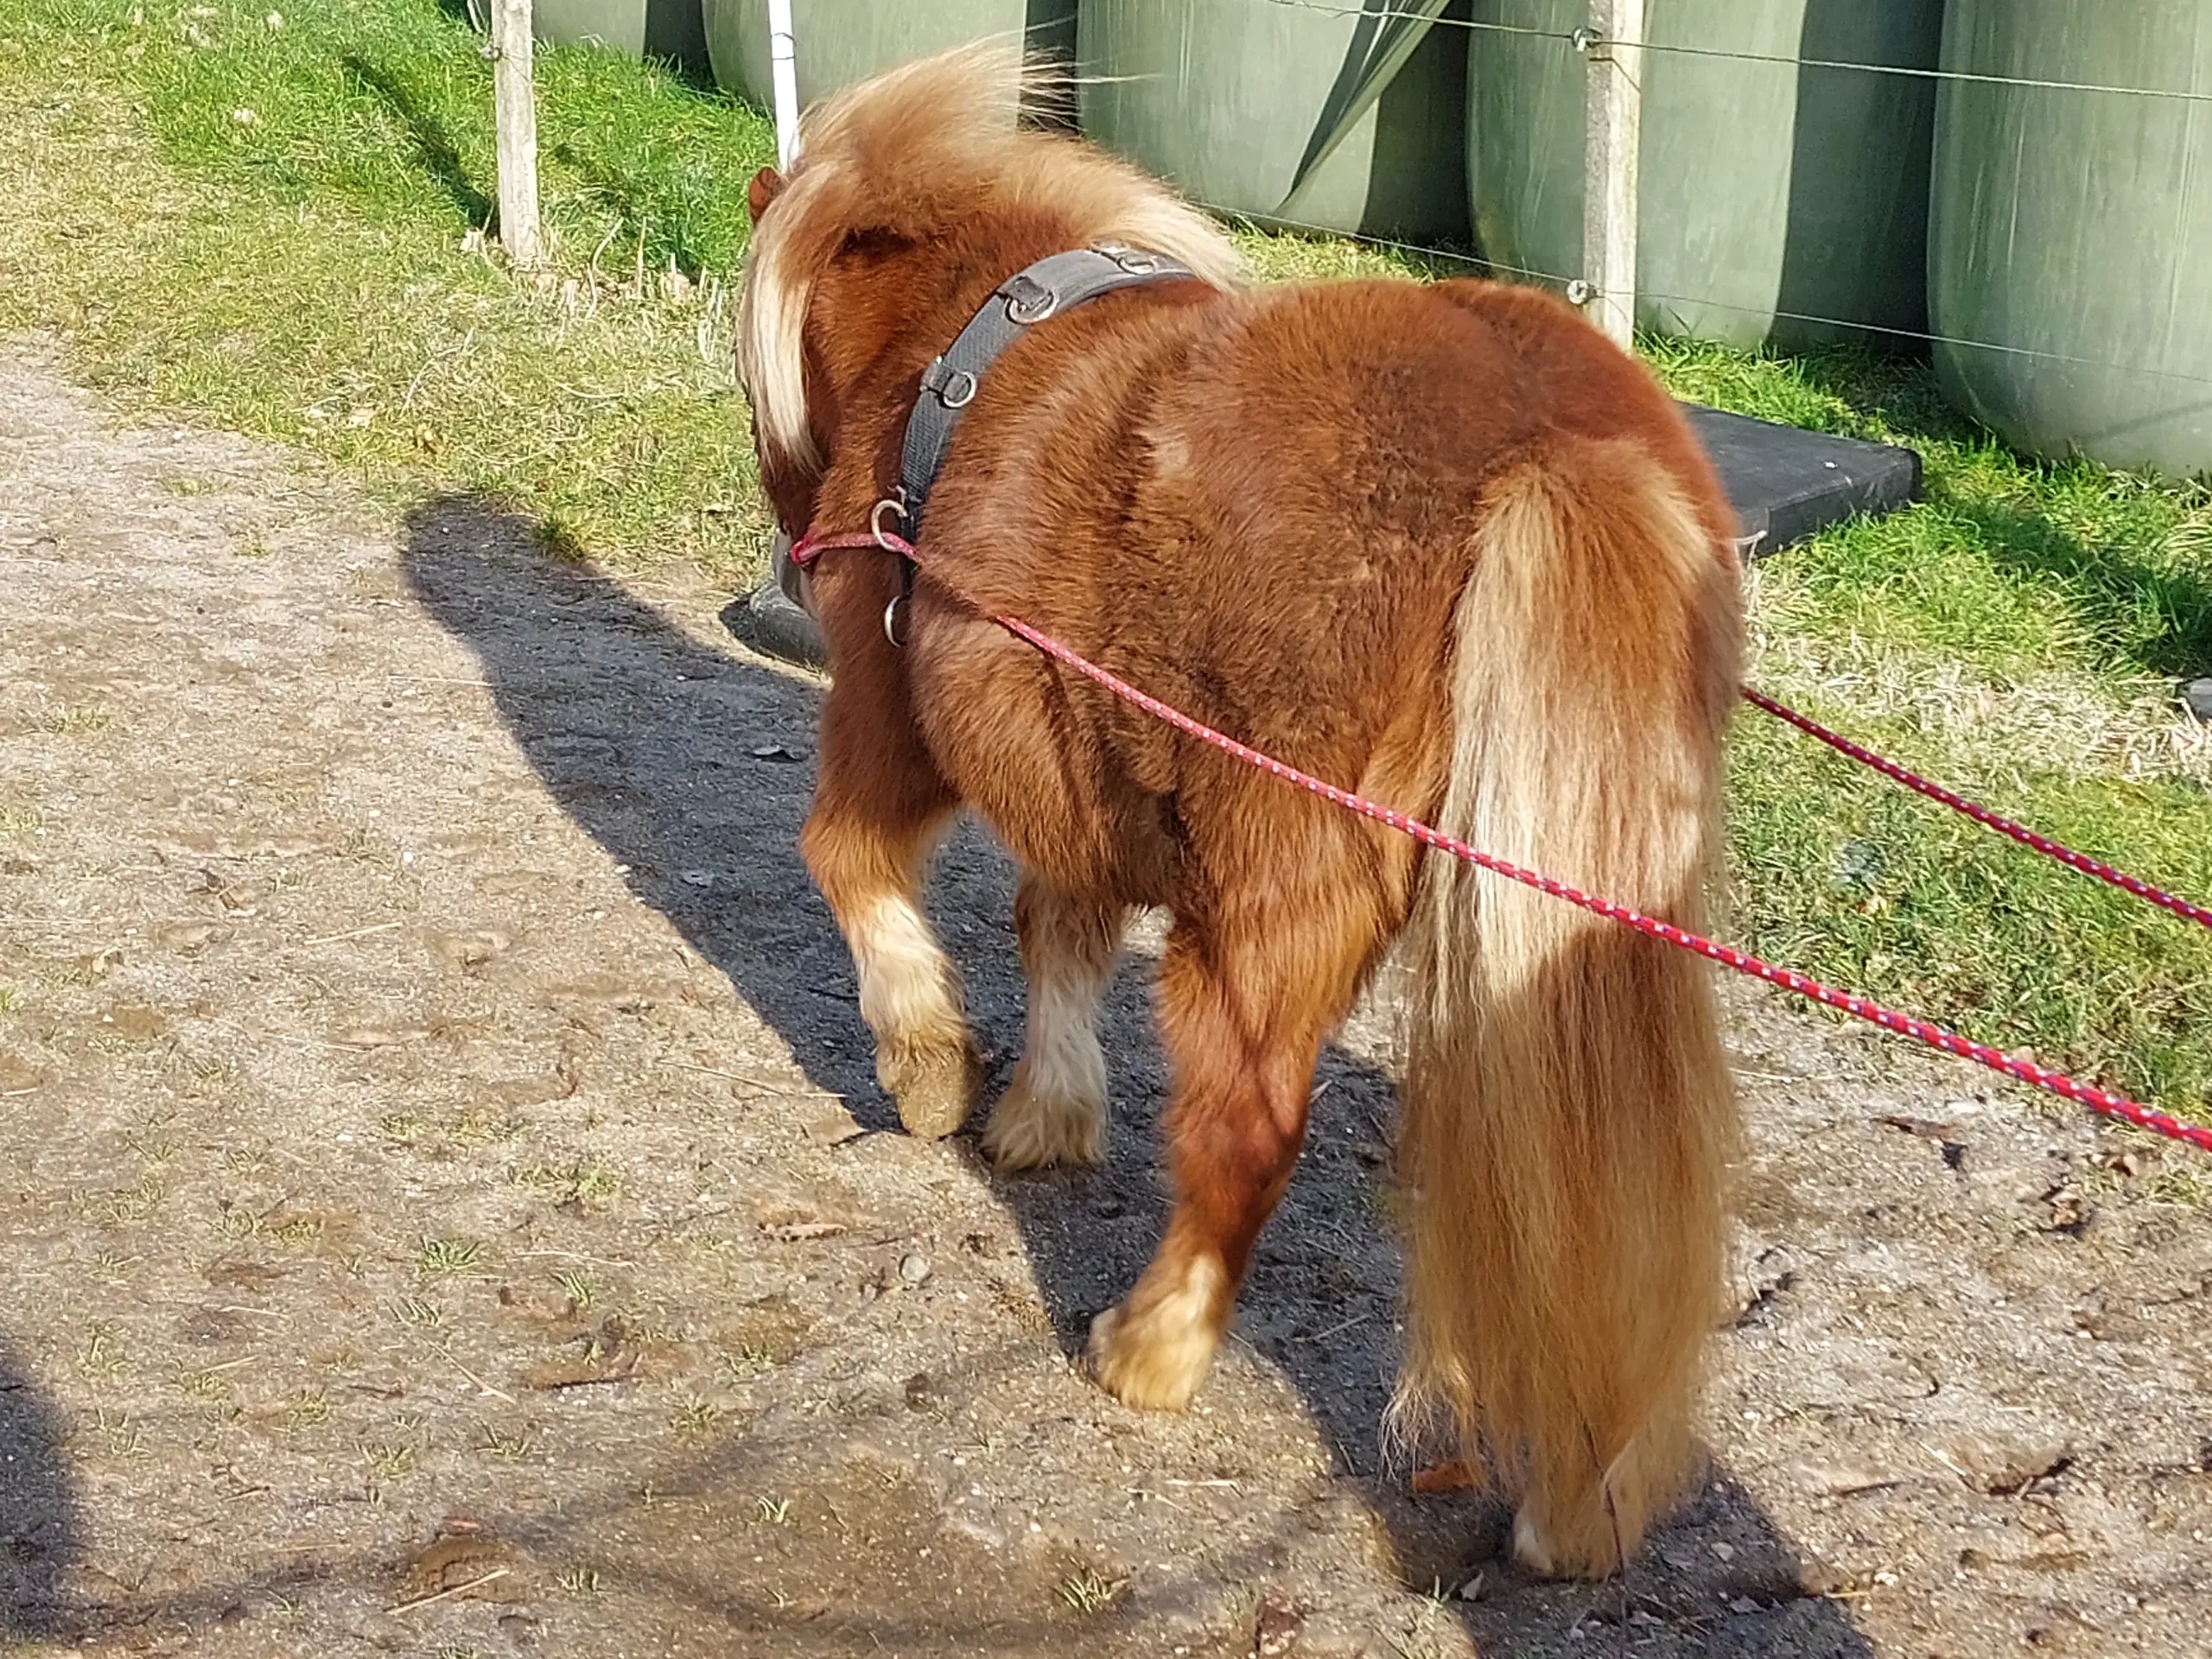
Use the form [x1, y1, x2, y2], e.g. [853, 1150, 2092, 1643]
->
[554, 1267, 597, 1312]
[78, 1321, 127, 1378]
[391, 1294, 444, 1326]
[556, 1567, 604, 1595]
[671, 1395, 722, 1434]
[360, 1438, 417, 1481]
[753, 1495, 790, 1526]
[416, 1233, 482, 1274]
[1642, 339, 2212, 1128]
[1056, 1569, 1125, 1616]
[0, 0, 777, 582]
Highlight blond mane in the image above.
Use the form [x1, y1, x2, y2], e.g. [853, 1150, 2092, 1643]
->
[736, 41, 1243, 474]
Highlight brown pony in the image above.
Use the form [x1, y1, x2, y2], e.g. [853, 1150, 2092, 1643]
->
[736, 45, 1743, 1579]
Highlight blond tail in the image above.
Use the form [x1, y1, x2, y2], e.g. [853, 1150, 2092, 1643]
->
[1394, 436, 1744, 1579]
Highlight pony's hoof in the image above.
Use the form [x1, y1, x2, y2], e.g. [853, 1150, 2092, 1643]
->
[879, 1035, 982, 1140]
[1085, 1261, 1224, 1411]
[982, 1084, 1104, 1170]
[1510, 1508, 1559, 1577]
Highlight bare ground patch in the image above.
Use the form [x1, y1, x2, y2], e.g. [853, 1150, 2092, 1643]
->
[2, 340, 2207, 1656]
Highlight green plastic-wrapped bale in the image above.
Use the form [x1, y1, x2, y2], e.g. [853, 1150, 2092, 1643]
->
[1075, 0, 1469, 241]
[1930, 0, 2212, 474]
[522, 1, 710, 71]
[1468, 0, 1942, 348]
[703, 0, 1075, 111]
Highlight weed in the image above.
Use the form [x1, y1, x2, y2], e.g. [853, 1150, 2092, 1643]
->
[1057, 1570, 1125, 1615]
[416, 1234, 481, 1275]
[392, 1294, 443, 1326]
[40, 705, 112, 736]
[78, 1322, 126, 1378]
[360, 1440, 416, 1481]
[554, 1267, 597, 1312]
[753, 1495, 790, 1526]
[282, 1389, 332, 1430]
[671, 1395, 721, 1435]
[479, 1425, 532, 1460]
[556, 1567, 604, 1595]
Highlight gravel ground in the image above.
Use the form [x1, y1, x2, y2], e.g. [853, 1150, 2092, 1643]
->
[2, 338, 2207, 1658]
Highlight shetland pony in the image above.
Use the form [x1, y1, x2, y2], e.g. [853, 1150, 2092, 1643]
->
[735, 46, 1743, 1578]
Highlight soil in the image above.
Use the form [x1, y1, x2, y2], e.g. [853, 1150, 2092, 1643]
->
[2, 336, 2207, 1658]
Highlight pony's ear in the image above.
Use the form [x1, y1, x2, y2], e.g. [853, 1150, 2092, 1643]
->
[747, 166, 785, 224]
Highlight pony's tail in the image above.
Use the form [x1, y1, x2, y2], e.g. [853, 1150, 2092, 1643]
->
[1393, 436, 1743, 1578]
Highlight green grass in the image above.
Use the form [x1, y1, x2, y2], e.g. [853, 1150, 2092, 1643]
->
[0, 0, 776, 576]
[3, 0, 2208, 1133]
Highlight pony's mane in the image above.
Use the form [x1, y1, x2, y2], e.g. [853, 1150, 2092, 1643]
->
[737, 41, 1243, 474]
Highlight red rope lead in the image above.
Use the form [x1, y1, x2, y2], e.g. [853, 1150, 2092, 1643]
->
[790, 527, 2212, 1154]
[1741, 686, 2212, 932]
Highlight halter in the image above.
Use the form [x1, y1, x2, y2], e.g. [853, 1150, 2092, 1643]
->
[783, 243, 1197, 643]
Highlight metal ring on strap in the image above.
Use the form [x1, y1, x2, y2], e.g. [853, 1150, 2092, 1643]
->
[870, 494, 908, 551]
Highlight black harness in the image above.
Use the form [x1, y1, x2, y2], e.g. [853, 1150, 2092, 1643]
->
[778, 243, 1195, 632]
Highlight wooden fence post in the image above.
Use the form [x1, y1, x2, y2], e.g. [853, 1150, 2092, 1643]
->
[492, 0, 543, 267]
[1580, 0, 1643, 350]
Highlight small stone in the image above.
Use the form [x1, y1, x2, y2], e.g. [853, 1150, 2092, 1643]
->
[1711, 1541, 1736, 1562]
[2184, 677, 2212, 723]
[1455, 1572, 1487, 1602]
[899, 1253, 931, 1286]
[1729, 1597, 1762, 1615]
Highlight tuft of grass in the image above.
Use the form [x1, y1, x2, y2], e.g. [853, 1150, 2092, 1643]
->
[416, 1233, 482, 1275]
[1057, 1570, 1126, 1616]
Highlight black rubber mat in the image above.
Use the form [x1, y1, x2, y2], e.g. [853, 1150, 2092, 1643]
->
[1681, 404, 1922, 558]
[726, 404, 1924, 667]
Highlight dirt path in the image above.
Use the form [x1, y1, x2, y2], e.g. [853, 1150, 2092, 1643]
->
[1, 338, 2207, 1658]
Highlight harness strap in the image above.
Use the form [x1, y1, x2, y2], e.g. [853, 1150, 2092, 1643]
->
[892, 244, 1197, 539]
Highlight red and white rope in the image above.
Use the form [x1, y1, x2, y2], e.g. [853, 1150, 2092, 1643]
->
[789, 527, 2212, 1153]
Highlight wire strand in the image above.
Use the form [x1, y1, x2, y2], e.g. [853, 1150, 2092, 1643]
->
[1246, 0, 2212, 106]
[1211, 205, 2212, 396]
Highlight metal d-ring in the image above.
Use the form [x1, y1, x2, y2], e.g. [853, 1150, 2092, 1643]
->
[870, 495, 908, 550]
[882, 593, 909, 647]
[938, 367, 978, 409]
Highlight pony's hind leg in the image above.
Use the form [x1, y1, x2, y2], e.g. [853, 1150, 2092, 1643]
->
[800, 683, 982, 1140]
[1090, 884, 1382, 1409]
[982, 876, 1126, 1171]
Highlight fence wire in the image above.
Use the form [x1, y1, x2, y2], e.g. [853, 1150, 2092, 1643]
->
[1196, 0, 2212, 397]
[1249, 0, 2212, 107]
[1217, 208, 2212, 397]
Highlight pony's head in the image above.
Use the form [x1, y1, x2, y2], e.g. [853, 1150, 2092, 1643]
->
[734, 42, 1242, 529]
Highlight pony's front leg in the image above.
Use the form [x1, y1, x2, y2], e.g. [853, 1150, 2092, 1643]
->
[799, 671, 982, 1139]
[1090, 896, 1374, 1409]
[982, 875, 1127, 1171]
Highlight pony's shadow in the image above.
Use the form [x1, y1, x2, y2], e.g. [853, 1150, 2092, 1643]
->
[0, 1333, 76, 1641]
[402, 496, 1872, 1655]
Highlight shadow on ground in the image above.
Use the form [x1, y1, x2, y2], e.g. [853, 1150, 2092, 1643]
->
[0, 1334, 75, 1642]
[396, 494, 1874, 1656]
